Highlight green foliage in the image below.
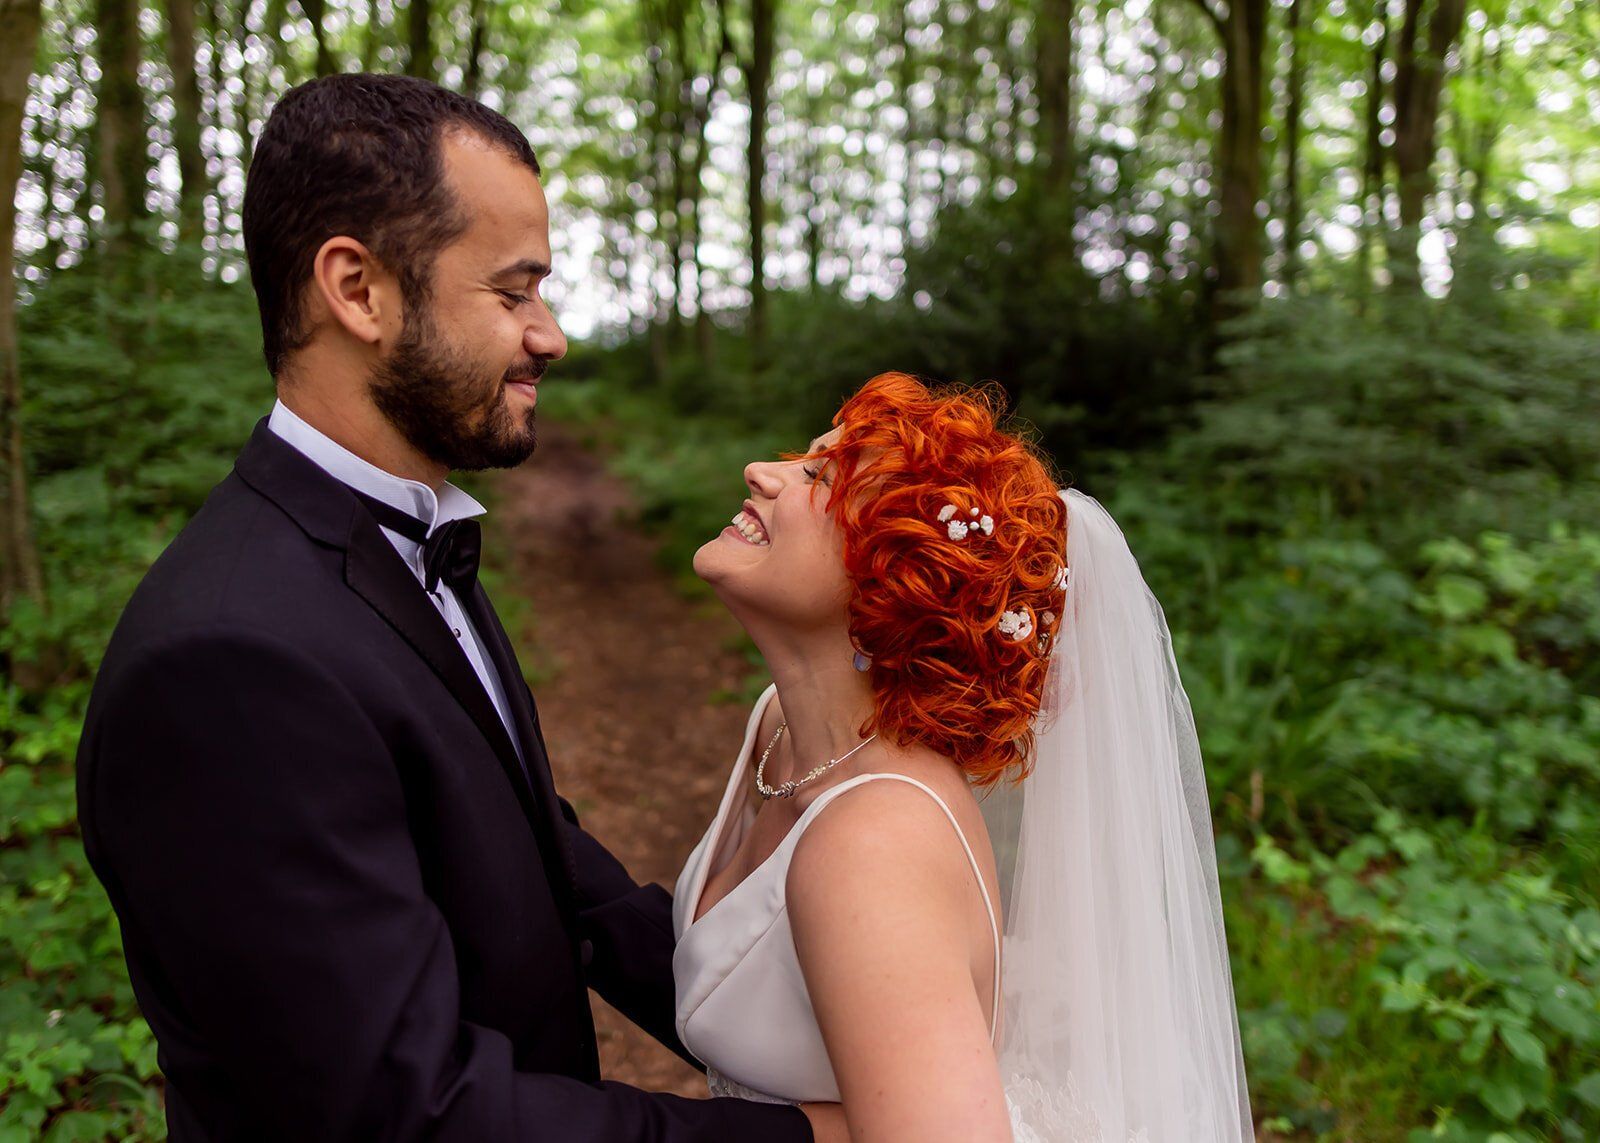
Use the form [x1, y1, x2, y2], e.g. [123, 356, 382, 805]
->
[1164, 278, 1600, 549]
[1, 246, 267, 1138]
[1250, 811, 1600, 1141]
[565, 264, 1600, 1140]
[545, 373, 796, 590]
[6, 216, 1598, 1143]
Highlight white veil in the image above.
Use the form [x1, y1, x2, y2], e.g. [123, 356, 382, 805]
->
[984, 488, 1254, 1142]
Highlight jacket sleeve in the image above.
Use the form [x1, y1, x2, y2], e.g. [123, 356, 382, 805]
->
[78, 628, 812, 1143]
[558, 794, 702, 1070]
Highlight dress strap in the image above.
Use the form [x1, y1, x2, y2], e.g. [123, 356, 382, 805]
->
[802, 774, 1003, 1044]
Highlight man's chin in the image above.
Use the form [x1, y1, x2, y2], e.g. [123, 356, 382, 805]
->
[453, 419, 537, 472]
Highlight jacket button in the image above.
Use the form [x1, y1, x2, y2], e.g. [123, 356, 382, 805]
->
[580, 939, 594, 968]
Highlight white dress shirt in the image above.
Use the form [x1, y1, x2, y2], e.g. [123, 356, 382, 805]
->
[267, 400, 523, 761]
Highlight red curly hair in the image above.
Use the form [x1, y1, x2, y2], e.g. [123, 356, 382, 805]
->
[811, 372, 1068, 787]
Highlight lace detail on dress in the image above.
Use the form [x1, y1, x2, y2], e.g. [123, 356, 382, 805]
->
[707, 1067, 800, 1106]
[1006, 1073, 1153, 1143]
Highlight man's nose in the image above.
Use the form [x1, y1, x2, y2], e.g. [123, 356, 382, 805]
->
[524, 311, 567, 362]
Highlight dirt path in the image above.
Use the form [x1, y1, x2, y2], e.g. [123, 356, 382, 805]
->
[489, 423, 756, 1098]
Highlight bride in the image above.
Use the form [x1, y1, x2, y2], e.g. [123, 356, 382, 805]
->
[671, 372, 1254, 1141]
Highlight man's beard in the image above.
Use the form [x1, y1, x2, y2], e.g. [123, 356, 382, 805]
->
[368, 306, 543, 472]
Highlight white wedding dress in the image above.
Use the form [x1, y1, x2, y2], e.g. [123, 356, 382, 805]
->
[671, 490, 1255, 1142]
[669, 685, 1118, 1140]
[671, 683, 1001, 1108]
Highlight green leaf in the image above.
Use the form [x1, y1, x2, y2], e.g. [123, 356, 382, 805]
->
[1479, 1078, 1527, 1123]
[1571, 1072, 1600, 1110]
[1312, 1008, 1350, 1039]
[1500, 1025, 1548, 1071]
[1463, 1018, 1495, 1064]
[1430, 574, 1490, 621]
[1537, 988, 1595, 1041]
[1453, 623, 1519, 664]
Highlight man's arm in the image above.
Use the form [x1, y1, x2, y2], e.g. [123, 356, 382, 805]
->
[556, 793, 697, 1066]
[79, 628, 811, 1142]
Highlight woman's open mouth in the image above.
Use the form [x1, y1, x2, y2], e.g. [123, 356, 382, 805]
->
[727, 506, 770, 547]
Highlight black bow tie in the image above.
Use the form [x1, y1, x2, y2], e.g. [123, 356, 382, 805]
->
[351, 491, 482, 596]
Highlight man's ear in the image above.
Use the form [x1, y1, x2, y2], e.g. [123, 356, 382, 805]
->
[308, 236, 398, 348]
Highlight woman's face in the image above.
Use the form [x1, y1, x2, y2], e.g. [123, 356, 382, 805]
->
[693, 426, 853, 630]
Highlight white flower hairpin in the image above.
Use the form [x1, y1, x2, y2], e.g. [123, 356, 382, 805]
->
[938, 503, 994, 542]
[998, 608, 1034, 642]
[996, 566, 1068, 649]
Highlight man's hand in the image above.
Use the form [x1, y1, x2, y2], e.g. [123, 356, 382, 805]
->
[800, 1102, 849, 1143]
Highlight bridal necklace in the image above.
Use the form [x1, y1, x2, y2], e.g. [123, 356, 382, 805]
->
[755, 721, 879, 800]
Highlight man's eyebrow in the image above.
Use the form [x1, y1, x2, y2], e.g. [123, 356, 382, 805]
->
[489, 258, 551, 281]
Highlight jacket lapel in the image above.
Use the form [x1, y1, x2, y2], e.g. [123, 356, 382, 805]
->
[467, 582, 581, 925]
[233, 420, 550, 851]
[342, 520, 549, 830]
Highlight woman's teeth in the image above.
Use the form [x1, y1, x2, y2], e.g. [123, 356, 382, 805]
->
[731, 510, 770, 546]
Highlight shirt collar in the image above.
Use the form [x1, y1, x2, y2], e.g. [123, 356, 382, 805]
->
[266, 399, 486, 541]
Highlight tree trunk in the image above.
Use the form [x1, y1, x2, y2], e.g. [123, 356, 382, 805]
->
[802, 138, 821, 292]
[1357, 0, 1387, 308]
[1461, 27, 1500, 224]
[1281, 0, 1308, 289]
[1034, 0, 1075, 205]
[206, 0, 225, 98]
[222, 0, 262, 171]
[893, 0, 915, 229]
[1449, 17, 1501, 303]
[300, 0, 338, 77]
[667, 5, 692, 336]
[204, 0, 230, 177]
[463, 0, 488, 99]
[1, 0, 45, 609]
[163, 0, 208, 236]
[95, 0, 149, 243]
[265, 0, 293, 79]
[930, 0, 951, 206]
[1136, 2, 1165, 146]
[690, 10, 728, 368]
[741, 0, 775, 357]
[691, 160, 715, 365]
[1388, 0, 1467, 291]
[998, 10, 1022, 176]
[26, 97, 63, 270]
[362, 0, 381, 70]
[643, 2, 672, 380]
[1204, 0, 1269, 319]
[406, 0, 433, 80]
[239, 0, 258, 170]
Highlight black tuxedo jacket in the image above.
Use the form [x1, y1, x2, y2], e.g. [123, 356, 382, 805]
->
[77, 421, 810, 1142]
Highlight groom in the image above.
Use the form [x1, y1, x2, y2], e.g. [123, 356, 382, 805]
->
[77, 74, 834, 1141]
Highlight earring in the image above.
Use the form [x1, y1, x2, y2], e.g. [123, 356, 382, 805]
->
[853, 649, 872, 672]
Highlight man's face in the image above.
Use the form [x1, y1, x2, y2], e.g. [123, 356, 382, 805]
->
[368, 130, 567, 472]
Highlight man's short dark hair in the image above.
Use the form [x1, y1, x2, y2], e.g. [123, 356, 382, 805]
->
[243, 73, 541, 376]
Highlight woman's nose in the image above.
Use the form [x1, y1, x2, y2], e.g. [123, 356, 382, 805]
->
[745, 460, 782, 499]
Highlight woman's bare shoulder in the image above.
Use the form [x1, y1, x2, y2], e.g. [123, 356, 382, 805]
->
[787, 763, 978, 905]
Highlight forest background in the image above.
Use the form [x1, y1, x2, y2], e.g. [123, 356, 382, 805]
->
[1, 0, 1598, 1138]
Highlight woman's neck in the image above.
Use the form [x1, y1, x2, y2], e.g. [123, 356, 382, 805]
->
[753, 627, 878, 786]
